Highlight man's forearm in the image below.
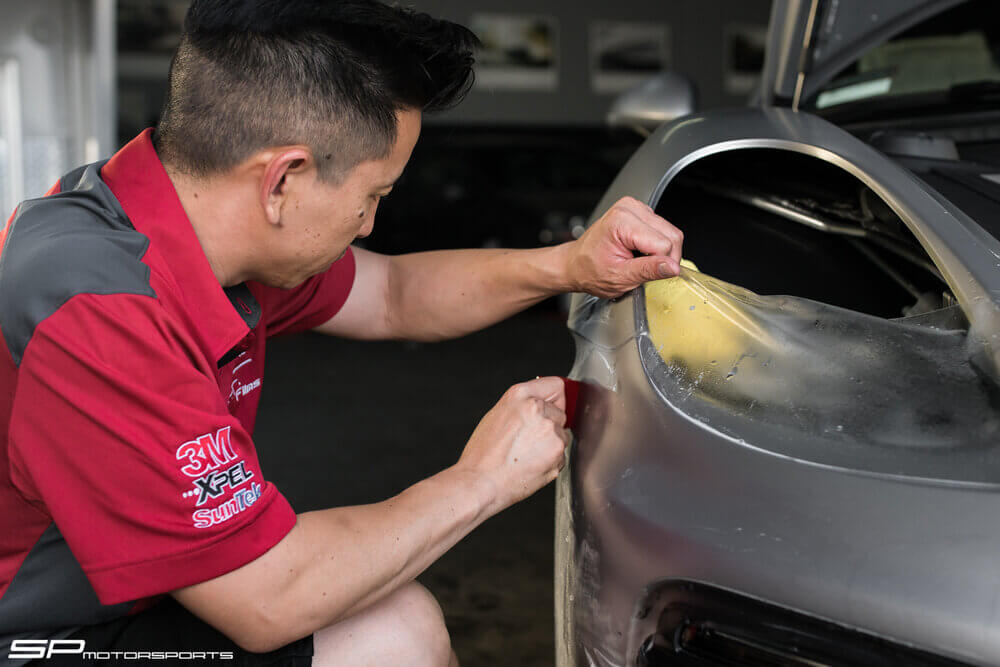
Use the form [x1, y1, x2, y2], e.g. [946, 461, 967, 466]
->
[290, 467, 495, 621]
[320, 200, 682, 342]
[174, 466, 493, 652]
[386, 245, 575, 341]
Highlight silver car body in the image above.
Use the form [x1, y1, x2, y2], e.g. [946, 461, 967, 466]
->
[556, 2, 1000, 665]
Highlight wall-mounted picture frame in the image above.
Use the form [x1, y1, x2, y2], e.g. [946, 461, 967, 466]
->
[470, 14, 559, 91]
[589, 21, 671, 94]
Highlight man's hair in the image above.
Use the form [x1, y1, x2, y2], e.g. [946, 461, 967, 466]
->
[153, 0, 479, 181]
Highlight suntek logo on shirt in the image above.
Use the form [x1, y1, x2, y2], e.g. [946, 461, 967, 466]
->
[193, 482, 262, 529]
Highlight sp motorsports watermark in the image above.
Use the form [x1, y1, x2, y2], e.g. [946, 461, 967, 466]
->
[9, 639, 234, 660]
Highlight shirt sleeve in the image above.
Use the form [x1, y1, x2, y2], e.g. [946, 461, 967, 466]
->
[7, 292, 297, 605]
[251, 246, 356, 338]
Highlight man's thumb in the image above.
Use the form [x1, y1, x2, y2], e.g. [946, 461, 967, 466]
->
[629, 255, 679, 283]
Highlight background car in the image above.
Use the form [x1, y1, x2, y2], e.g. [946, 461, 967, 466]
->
[557, 1, 1000, 665]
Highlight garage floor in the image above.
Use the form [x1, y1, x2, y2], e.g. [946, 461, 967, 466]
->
[254, 306, 575, 666]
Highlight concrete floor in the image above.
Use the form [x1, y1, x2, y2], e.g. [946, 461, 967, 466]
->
[254, 307, 575, 666]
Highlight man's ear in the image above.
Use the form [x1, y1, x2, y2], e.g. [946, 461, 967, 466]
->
[260, 147, 313, 225]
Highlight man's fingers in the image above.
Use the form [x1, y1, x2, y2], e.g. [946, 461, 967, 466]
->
[569, 196, 685, 299]
[623, 255, 680, 284]
[619, 214, 676, 260]
[541, 400, 567, 428]
[509, 376, 566, 411]
[664, 222, 684, 264]
[615, 197, 684, 263]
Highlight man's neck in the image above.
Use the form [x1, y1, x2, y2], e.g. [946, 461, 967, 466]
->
[166, 167, 254, 287]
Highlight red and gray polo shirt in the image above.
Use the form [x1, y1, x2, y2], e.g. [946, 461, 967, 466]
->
[0, 129, 356, 653]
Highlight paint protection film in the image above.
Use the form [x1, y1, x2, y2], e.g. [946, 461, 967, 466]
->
[556, 267, 1000, 667]
[638, 267, 1000, 484]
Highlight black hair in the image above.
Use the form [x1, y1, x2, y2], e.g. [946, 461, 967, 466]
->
[153, 0, 479, 180]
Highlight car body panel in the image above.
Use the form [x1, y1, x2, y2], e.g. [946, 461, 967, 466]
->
[556, 106, 1000, 666]
[558, 288, 1000, 666]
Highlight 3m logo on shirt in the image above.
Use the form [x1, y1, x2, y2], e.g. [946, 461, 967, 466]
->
[176, 427, 237, 477]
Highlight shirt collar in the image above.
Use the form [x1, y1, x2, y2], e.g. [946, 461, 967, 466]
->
[99, 129, 258, 363]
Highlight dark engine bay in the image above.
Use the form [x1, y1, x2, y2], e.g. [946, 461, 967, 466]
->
[657, 148, 958, 322]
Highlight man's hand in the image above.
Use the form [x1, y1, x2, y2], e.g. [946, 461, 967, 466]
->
[565, 196, 684, 298]
[174, 381, 573, 654]
[456, 376, 570, 514]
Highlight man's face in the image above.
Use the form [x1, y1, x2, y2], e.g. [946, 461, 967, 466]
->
[263, 108, 421, 287]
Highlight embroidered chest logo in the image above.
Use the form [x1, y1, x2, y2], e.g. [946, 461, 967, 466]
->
[175, 426, 261, 528]
[227, 356, 262, 406]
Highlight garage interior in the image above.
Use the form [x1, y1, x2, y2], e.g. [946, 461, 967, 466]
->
[2, 1, 772, 664]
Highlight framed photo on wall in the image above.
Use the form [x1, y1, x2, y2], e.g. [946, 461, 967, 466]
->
[470, 13, 559, 91]
[589, 21, 671, 94]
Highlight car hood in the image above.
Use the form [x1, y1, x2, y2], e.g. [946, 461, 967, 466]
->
[758, 0, 967, 108]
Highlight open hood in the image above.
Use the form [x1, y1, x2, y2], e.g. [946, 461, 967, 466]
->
[758, 0, 967, 109]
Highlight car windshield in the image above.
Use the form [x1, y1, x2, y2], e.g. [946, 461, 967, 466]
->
[807, 0, 1000, 112]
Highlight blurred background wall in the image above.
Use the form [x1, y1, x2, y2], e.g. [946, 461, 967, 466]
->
[113, 0, 769, 255]
[2, 0, 771, 223]
[114, 0, 771, 134]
